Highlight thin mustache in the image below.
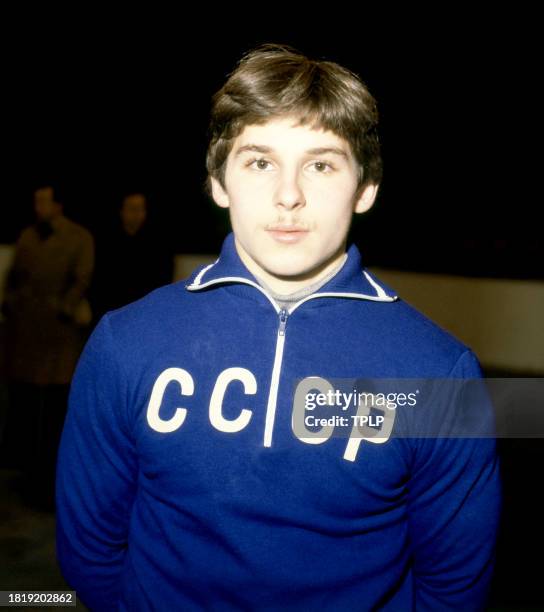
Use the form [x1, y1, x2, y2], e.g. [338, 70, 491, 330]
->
[265, 223, 310, 231]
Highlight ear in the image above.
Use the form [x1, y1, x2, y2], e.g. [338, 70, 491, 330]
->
[210, 176, 230, 209]
[354, 183, 379, 214]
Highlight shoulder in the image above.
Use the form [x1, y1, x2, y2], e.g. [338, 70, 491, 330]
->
[391, 297, 479, 372]
[63, 217, 93, 242]
[100, 279, 192, 341]
[355, 269, 478, 375]
[18, 225, 36, 242]
[101, 259, 220, 324]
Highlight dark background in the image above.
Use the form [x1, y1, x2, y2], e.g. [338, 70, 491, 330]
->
[2, 13, 541, 279]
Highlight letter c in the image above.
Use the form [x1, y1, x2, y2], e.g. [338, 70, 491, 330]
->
[146, 367, 194, 433]
[209, 367, 255, 433]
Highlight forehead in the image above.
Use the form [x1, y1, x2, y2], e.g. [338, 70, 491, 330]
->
[34, 187, 54, 201]
[233, 116, 350, 153]
[123, 195, 146, 208]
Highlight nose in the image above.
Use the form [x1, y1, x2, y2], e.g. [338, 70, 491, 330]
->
[274, 170, 306, 211]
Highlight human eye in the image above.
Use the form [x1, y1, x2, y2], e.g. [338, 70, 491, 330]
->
[245, 157, 274, 172]
[308, 160, 336, 174]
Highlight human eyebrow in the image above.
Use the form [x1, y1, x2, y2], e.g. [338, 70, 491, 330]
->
[234, 144, 349, 159]
[234, 144, 273, 157]
[305, 147, 349, 159]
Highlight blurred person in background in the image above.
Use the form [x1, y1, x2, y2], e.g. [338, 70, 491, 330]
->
[0, 185, 94, 510]
[90, 192, 174, 324]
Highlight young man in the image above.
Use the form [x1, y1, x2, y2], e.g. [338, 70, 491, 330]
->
[56, 44, 501, 610]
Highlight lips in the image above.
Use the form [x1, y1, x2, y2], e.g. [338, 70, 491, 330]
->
[266, 226, 309, 244]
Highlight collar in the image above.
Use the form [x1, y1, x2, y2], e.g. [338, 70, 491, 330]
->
[185, 232, 398, 313]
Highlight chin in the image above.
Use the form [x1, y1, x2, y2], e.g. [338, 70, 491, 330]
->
[262, 261, 317, 280]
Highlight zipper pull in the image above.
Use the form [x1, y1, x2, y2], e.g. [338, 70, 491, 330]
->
[278, 308, 288, 336]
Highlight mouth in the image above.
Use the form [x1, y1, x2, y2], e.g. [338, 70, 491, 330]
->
[266, 225, 309, 244]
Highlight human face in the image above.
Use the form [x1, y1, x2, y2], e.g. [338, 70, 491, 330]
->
[121, 194, 147, 235]
[34, 187, 60, 222]
[211, 116, 378, 294]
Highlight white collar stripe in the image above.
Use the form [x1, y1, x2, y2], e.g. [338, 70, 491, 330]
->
[363, 271, 388, 299]
[192, 260, 219, 286]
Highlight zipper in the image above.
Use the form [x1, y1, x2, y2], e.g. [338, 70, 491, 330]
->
[263, 308, 289, 447]
[278, 308, 288, 335]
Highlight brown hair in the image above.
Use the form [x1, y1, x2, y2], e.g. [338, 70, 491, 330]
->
[204, 43, 382, 199]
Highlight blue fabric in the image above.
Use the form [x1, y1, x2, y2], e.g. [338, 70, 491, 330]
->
[56, 232, 501, 611]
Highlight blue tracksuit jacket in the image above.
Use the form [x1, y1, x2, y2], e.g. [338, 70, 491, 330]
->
[56, 231, 501, 611]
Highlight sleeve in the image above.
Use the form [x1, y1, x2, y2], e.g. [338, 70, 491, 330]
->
[55, 313, 138, 611]
[59, 229, 95, 318]
[1, 229, 28, 317]
[406, 350, 502, 611]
